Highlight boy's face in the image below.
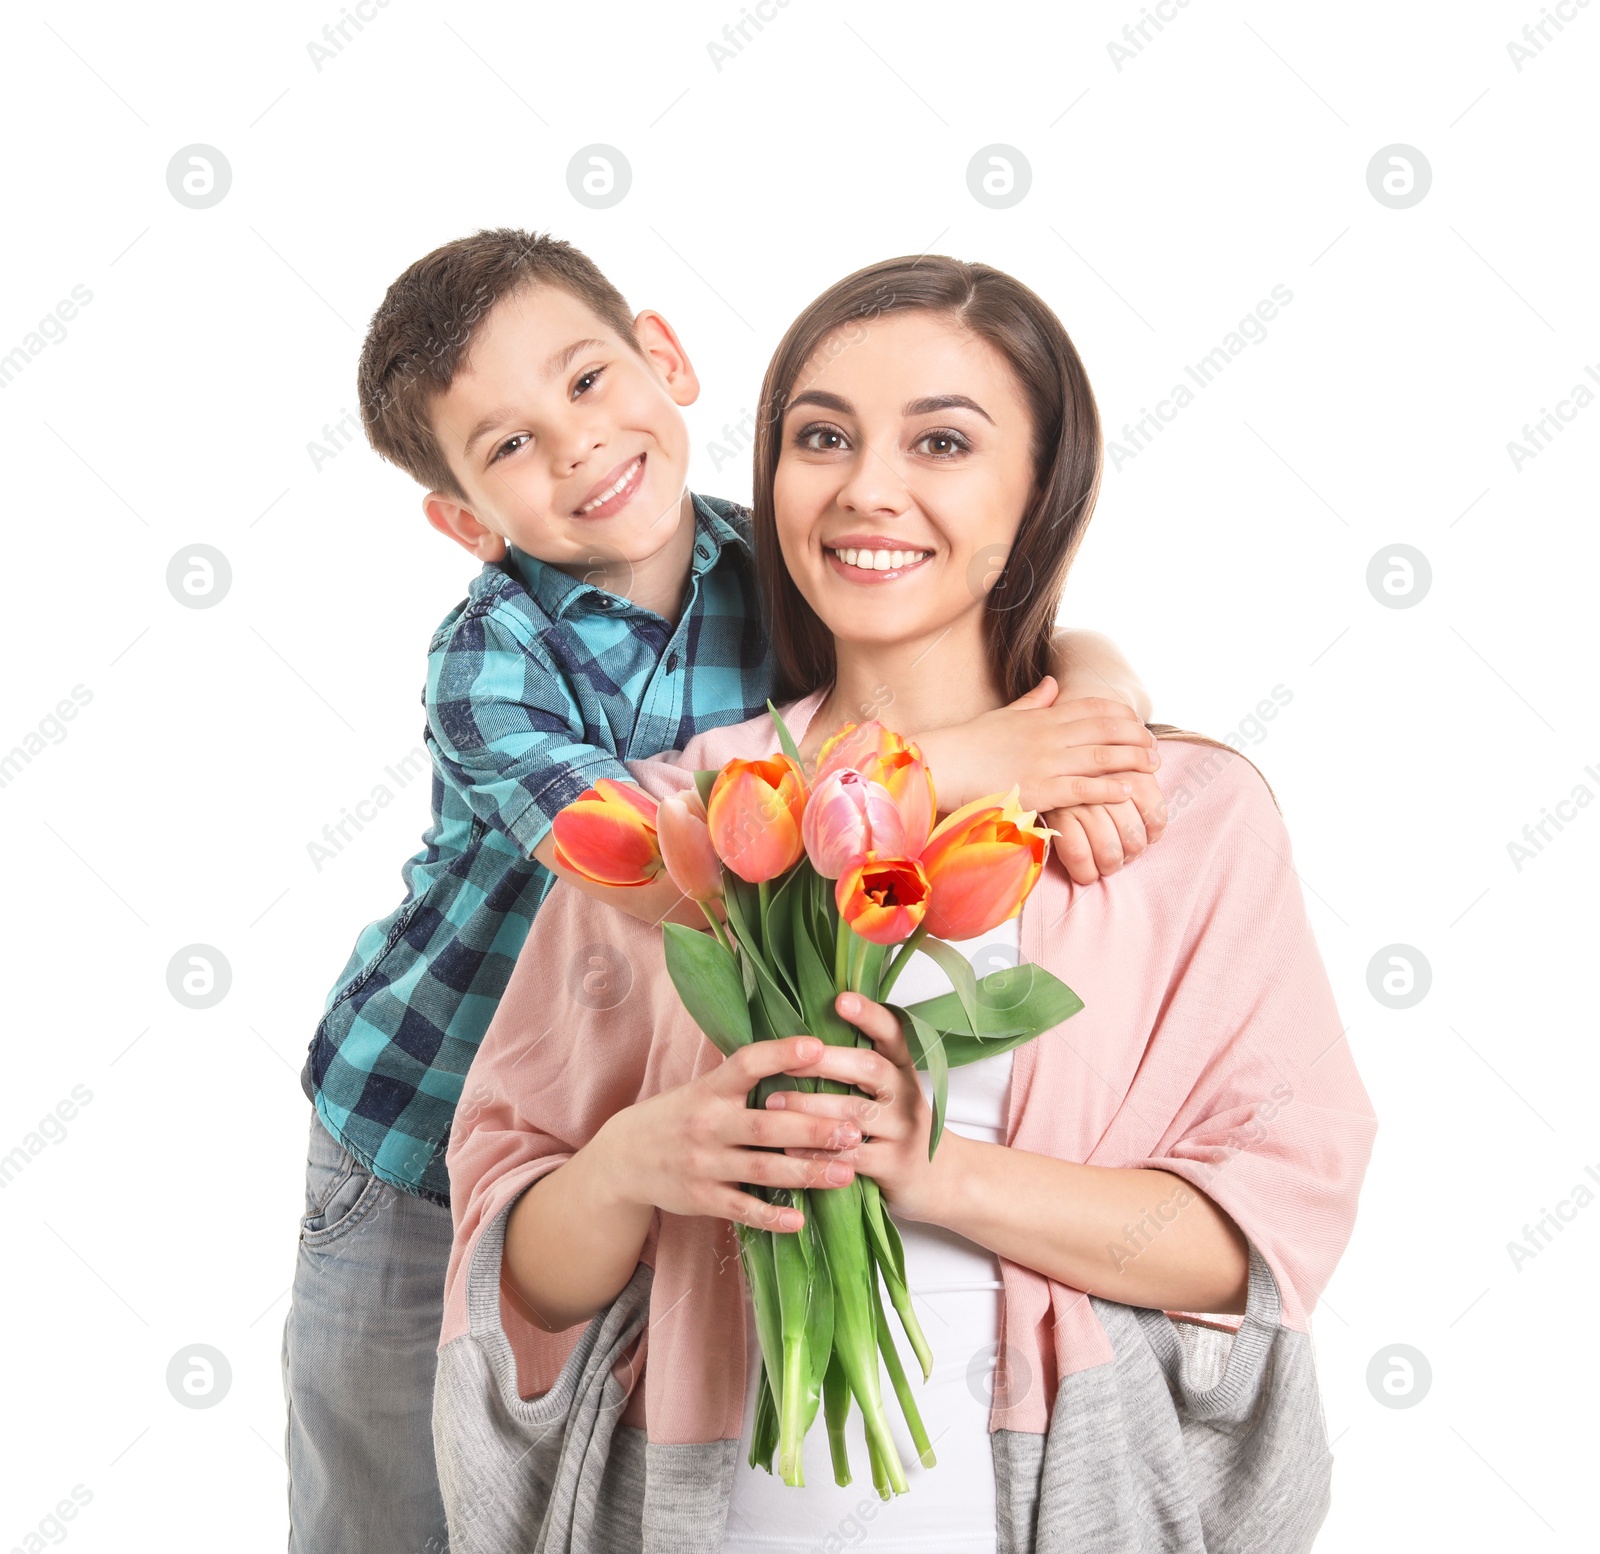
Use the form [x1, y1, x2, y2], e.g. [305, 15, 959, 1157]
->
[423, 285, 699, 580]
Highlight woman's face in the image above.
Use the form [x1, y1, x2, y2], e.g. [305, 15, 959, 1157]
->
[773, 310, 1036, 660]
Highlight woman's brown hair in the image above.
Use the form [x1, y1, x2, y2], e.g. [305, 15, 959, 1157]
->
[752, 255, 1103, 705]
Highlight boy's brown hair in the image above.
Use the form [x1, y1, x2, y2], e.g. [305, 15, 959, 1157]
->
[357, 228, 640, 501]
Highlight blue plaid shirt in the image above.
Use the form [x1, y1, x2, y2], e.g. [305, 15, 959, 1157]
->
[304, 494, 774, 1201]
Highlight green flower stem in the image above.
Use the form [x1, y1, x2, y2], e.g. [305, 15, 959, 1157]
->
[772, 1204, 812, 1487]
[809, 1179, 909, 1497]
[823, 1350, 853, 1486]
[834, 910, 851, 995]
[875, 923, 929, 1004]
[871, 1266, 934, 1468]
[699, 900, 736, 958]
[847, 931, 868, 996]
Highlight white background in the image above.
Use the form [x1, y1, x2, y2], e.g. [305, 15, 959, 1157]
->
[1, 1, 1595, 1548]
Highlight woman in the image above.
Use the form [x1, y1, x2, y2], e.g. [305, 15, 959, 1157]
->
[433, 257, 1377, 1553]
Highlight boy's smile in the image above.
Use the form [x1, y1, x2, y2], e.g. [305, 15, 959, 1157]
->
[423, 285, 701, 613]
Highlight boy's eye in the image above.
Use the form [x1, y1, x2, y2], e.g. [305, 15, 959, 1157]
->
[795, 422, 850, 453]
[490, 433, 531, 464]
[913, 428, 970, 459]
[572, 366, 606, 397]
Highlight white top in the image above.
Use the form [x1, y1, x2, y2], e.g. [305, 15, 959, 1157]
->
[720, 919, 1017, 1552]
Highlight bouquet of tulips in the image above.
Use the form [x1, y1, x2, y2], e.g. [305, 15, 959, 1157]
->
[551, 706, 1082, 1497]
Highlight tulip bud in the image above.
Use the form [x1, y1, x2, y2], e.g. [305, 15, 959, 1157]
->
[657, 788, 723, 902]
[551, 778, 663, 888]
[919, 787, 1051, 940]
[814, 721, 936, 857]
[801, 769, 907, 879]
[836, 855, 930, 945]
[707, 755, 808, 883]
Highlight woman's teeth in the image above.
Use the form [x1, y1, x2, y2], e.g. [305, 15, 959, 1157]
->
[578, 456, 642, 513]
[829, 546, 931, 572]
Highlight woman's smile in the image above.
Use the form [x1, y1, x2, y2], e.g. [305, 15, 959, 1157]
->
[823, 534, 935, 584]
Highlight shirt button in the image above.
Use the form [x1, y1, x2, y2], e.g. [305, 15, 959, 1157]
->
[666, 652, 680, 672]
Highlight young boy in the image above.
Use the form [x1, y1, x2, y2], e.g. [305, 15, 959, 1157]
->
[283, 228, 1163, 1552]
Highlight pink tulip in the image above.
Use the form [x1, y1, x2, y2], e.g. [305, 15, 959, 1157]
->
[657, 788, 723, 902]
[814, 721, 936, 857]
[801, 769, 907, 879]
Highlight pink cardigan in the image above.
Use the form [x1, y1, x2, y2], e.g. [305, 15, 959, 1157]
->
[440, 689, 1376, 1446]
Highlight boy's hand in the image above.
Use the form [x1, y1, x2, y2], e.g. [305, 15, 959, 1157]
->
[913, 679, 1165, 886]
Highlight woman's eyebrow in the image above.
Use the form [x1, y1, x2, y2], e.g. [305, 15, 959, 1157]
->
[903, 394, 994, 424]
[787, 389, 853, 416]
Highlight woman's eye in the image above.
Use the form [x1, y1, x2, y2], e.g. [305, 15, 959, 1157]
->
[573, 366, 606, 397]
[490, 433, 530, 464]
[796, 423, 849, 453]
[914, 428, 970, 458]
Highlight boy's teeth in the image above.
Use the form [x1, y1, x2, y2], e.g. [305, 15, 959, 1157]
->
[580, 457, 640, 512]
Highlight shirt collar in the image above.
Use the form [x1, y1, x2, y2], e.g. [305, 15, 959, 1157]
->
[503, 493, 745, 620]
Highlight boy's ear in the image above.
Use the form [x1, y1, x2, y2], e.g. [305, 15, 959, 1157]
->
[633, 310, 700, 408]
[423, 492, 508, 562]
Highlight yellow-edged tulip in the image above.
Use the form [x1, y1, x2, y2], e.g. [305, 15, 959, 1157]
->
[551, 777, 662, 887]
[918, 786, 1052, 940]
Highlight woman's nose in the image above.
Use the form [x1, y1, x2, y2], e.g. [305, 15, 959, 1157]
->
[835, 445, 912, 516]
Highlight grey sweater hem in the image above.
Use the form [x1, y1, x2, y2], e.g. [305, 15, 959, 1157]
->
[434, 1206, 1332, 1552]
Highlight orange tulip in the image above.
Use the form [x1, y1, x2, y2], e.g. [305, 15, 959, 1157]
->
[815, 721, 936, 857]
[551, 778, 662, 888]
[707, 755, 808, 883]
[918, 787, 1052, 940]
[657, 788, 723, 902]
[836, 855, 930, 945]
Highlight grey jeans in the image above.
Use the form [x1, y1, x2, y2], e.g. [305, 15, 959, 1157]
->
[282, 1112, 455, 1554]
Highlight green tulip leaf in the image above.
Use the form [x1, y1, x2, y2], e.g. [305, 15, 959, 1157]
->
[663, 923, 752, 1056]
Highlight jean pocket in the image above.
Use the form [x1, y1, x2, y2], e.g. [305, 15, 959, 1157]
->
[301, 1120, 387, 1247]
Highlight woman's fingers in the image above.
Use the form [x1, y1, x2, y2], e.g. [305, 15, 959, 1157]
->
[726, 1146, 856, 1195]
[723, 1188, 805, 1232]
[837, 991, 910, 1058]
[737, 1104, 861, 1153]
[716, 1033, 824, 1095]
